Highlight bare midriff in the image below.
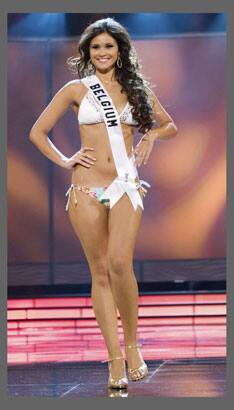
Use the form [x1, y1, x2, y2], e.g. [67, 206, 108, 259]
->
[71, 122, 135, 187]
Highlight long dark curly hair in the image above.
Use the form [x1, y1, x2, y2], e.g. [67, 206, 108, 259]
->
[67, 17, 155, 134]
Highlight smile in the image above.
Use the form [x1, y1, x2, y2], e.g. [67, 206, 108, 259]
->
[97, 58, 111, 62]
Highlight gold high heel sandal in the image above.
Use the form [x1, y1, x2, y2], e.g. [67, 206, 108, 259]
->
[125, 343, 148, 381]
[101, 356, 128, 389]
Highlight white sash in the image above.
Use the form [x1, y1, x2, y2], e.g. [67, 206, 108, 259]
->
[81, 75, 150, 210]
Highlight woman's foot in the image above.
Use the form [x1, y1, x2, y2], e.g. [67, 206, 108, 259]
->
[102, 356, 128, 389]
[124, 344, 148, 381]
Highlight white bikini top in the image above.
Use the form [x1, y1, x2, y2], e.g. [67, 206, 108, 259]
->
[78, 87, 138, 126]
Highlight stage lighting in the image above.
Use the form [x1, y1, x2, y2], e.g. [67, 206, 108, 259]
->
[8, 13, 66, 38]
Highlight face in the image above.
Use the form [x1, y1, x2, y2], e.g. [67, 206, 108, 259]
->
[89, 32, 119, 72]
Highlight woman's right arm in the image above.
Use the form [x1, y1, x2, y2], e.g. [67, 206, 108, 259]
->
[29, 81, 95, 169]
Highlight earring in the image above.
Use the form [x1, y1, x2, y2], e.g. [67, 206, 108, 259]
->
[87, 59, 95, 71]
[116, 55, 122, 68]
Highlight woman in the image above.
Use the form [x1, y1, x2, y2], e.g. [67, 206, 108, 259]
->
[29, 17, 177, 390]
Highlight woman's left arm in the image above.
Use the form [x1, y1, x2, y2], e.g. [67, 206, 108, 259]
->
[134, 91, 178, 166]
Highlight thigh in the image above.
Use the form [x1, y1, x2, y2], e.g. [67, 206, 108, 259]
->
[108, 193, 143, 263]
[67, 189, 109, 264]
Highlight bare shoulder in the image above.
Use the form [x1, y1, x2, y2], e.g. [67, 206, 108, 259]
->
[58, 79, 85, 103]
[61, 79, 82, 90]
[145, 86, 159, 105]
[145, 86, 174, 125]
[30, 79, 87, 134]
[146, 86, 166, 109]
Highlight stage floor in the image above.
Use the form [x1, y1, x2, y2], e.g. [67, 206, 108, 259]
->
[8, 292, 226, 364]
[8, 357, 226, 397]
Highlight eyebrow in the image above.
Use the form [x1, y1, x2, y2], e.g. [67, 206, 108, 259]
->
[90, 42, 115, 46]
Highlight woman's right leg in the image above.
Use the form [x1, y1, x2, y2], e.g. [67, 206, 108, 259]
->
[67, 190, 125, 378]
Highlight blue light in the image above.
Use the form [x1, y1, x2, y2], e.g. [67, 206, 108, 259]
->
[9, 13, 66, 37]
[114, 13, 226, 37]
[207, 13, 226, 33]
[118, 13, 176, 37]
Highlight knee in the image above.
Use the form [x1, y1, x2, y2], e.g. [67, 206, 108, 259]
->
[89, 257, 109, 286]
[108, 253, 131, 276]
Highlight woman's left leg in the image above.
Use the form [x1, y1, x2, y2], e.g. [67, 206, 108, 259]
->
[107, 193, 144, 372]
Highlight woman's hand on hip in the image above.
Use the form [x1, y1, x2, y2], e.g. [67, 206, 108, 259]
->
[62, 147, 96, 170]
[133, 132, 156, 167]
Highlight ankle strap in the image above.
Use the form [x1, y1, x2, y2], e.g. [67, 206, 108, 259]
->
[101, 356, 125, 363]
[125, 343, 142, 349]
